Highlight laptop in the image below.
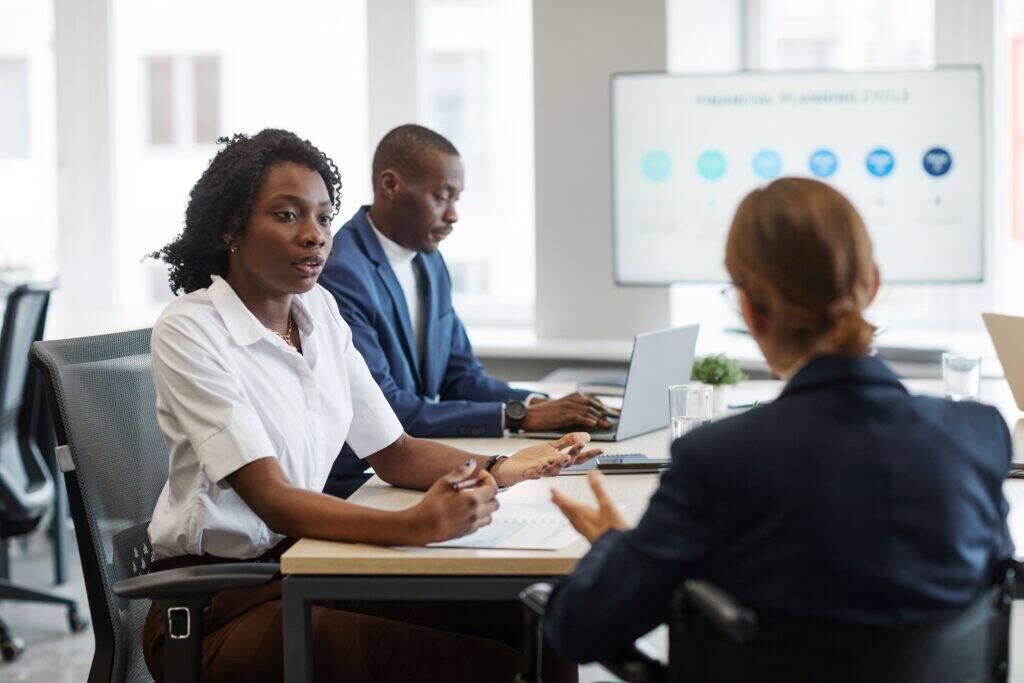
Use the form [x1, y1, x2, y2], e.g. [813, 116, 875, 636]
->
[524, 324, 700, 442]
[983, 313, 1024, 411]
[982, 313, 1024, 477]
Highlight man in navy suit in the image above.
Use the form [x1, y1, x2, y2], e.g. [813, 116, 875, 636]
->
[319, 124, 614, 496]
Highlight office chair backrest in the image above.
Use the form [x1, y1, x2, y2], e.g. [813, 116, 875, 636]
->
[0, 282, 56, 527]
[671, 578, 1012, 682]
[32, 328, 165, 683]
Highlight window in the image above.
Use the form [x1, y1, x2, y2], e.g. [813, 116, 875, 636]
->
[427, 51, 489, 199]
[1006, 2, 1024, 311]
[759, 2, 950, 330]
[669, 1, 940, 333]
[0, 58, 29, 158]
[112, 0, 370, 321]
[449, 260, 491, 296]
[419, 0, 534, 328]
[1010, 3, 1024, 248]
[0, 2, 57, 283]
[146, 55, 222, 147]
[755, 0, 935, 70]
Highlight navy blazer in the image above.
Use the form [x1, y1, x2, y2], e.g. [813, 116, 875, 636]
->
[319, 207, 531, 480]
[545, 355, 1014, 663]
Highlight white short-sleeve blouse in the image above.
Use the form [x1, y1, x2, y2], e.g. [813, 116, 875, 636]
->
[147, 276, 403, 560]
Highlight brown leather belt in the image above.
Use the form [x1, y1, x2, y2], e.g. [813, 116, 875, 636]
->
[150, 538, 295, 574]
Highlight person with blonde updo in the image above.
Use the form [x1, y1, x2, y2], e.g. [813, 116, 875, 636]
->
[541, 177, 1013, 666]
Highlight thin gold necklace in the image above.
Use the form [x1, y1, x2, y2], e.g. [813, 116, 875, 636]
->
[273, 315, 298, 350]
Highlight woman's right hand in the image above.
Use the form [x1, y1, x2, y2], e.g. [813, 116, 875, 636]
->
[404, 460, 499, 544]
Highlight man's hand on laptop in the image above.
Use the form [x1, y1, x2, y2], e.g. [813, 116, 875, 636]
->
[490, 433, 602, 486]
[522, 393, 619, 432]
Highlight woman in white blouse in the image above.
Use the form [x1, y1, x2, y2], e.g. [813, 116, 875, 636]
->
[144, 129, 591, 682]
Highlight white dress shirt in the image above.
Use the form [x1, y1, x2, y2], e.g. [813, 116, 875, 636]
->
[368, 215, 426, 364]
[147, 276, 403, 560]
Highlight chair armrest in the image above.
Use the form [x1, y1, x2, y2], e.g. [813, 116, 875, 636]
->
[519, 582, 665, 683]
[679, 579, 758, 644]
[520, 581, 553, 617]
[112, 563, 279, 601]
[601, 648, 666, 683]
[1005, 558, 1024, 600]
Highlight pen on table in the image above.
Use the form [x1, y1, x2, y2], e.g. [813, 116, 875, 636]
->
[727, 400, 768, 410]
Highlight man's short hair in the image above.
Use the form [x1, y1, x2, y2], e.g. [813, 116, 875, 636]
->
[372, 124, 460, 187]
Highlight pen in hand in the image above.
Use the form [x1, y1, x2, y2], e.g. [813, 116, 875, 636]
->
[450, 459, 486, 490]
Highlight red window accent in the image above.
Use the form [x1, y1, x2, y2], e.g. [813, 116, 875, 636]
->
[1013, 37, 1024, 242]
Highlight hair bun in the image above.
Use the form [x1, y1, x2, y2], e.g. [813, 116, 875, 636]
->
[826, 297, 855, 321]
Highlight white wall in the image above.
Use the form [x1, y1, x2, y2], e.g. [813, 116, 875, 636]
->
[533, 0, 671, 340]
[54, 0, 114, 313]
[368, 0, 420, 161]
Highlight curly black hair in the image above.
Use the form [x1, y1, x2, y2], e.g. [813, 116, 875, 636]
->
[151, 129, 342, 294]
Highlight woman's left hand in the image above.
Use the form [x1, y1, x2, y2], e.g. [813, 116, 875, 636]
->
[491, 432, 602, 487]
[551, 471, 627, 543]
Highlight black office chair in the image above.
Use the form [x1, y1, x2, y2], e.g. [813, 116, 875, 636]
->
[520, 562, 1023, 683]
[31, 328, 277, 683]
[0, 281, 87, 662]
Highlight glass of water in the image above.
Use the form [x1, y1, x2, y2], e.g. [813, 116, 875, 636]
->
[942, 353, 981, 402]
[668, 383, 713, 440]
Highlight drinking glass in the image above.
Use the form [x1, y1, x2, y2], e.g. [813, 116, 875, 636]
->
[942, 353, 981, 402]
[668, 383, 713, 439]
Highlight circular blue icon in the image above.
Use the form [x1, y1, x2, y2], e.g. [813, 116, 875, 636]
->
[808, 149, 838, 178]
[641, 150, 672, 182]
[866, 148, 895, 177]
[922, 147, 952, 177]
[752, 149, 782, 179]
[696, 150, 727, 181]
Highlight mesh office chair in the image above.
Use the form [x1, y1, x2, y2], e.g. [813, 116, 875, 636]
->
[31, 328, 277, 683]
[520, 565, 1023, 683]
[0, 282, 86, 662]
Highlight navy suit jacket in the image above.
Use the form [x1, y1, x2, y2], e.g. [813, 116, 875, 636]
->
[545, 355, 1014, 663]
[319, 206, 531, 481]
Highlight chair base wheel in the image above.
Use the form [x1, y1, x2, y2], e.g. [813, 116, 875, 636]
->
[1, 637, 25, 662]
[68, 608, 89, 633]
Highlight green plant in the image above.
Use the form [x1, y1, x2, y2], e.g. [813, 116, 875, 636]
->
[691, 354, 748, 386]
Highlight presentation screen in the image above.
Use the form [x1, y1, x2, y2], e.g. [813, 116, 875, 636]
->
[612, 68, 983, 284]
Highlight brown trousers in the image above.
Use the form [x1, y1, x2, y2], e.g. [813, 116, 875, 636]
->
[143, 578, 577, 682]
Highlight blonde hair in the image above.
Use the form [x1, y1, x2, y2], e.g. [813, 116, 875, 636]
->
[725, 177, 876, 356]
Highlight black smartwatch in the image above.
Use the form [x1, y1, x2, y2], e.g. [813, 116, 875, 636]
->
[504, 399, 527, 432]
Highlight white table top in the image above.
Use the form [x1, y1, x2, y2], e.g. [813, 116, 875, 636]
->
[281, 472, 660, 575]
[513, 377, 1024, 551]
[283, 376, 1024, 574]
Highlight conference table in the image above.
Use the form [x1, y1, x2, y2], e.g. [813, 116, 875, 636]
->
[281, 377, 1024, 682]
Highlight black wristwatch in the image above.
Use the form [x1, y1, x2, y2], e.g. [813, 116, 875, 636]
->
[484, 454, 508, 473]
[504, 399, 527, 433]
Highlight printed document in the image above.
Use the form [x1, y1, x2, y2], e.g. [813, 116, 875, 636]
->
[428, 502, 580, 550]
